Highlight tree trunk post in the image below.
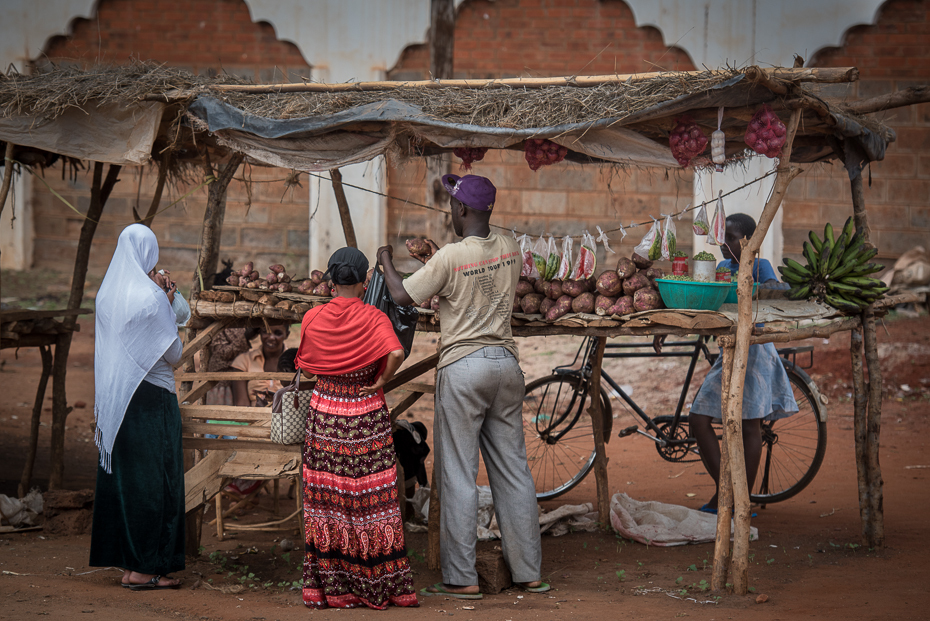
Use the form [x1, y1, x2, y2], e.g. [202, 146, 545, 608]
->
[719, 110, 803, 594]
[329, 168, 357, 248]
[712, 336, 734, 590]
[19, 344, 53, 497]
[850, 327, 872, 535]
[49, 162, 121, 489]
[586, 337, 611, 526]
[191, 152, 243, 298]
[426, 461, 441, 571]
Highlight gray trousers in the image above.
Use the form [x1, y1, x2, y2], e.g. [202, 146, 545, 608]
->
[434, 346, 542, 586]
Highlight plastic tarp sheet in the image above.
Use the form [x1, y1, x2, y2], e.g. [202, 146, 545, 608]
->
[0, 101, 164, 165]
[186, 96, 681, 171]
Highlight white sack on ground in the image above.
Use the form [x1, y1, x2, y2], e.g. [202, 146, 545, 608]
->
[0, 489, 44, 527]
[609, 492, 758, 546]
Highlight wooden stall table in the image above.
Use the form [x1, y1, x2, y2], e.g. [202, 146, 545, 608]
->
[1, 308, 92, 496]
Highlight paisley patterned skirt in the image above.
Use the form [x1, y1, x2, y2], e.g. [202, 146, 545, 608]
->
[302, 361, 418, 610]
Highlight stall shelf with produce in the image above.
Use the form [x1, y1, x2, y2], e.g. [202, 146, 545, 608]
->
[3, 61, 927, 592]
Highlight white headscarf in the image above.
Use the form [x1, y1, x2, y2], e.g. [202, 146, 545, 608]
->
[94, 224, 180, 473]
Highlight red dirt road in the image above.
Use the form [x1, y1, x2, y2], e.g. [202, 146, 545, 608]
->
[2, 314, 929, 620]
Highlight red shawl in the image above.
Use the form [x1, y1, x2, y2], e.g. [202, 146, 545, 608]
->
[295, 296, 402, 376]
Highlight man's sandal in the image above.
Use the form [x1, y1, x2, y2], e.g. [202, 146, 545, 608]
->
[518, 582, 551, 593]
[419, 583, 483, 600]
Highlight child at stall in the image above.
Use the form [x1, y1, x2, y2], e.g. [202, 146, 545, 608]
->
[655, 213, 798, 513]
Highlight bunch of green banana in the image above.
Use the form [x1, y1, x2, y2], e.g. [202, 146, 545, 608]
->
[778, 217, 888, 313]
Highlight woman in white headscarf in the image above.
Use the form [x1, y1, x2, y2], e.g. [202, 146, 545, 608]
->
[89, 224, 185, 590]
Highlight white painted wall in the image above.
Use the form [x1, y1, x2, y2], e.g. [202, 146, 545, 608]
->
[245, 0, 435, 270]
[627, 0, 885, 267]
[0, 0, 96, 269]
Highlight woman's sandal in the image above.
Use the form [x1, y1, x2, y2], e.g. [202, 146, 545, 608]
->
[124, 575, 182, 591]
[419, 583, 483, 600]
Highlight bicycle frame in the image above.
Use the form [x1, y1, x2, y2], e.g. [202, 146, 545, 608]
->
[552, 336, 713, 449]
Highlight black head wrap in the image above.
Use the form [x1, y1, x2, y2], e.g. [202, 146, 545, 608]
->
[324, 247, 369, 285]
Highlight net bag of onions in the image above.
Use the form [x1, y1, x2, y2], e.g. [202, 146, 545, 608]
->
[453, 147, 489, 171]
[524, 139, 568, 171]
[744, 104, 787, 158]
[669, 117, 708, 167]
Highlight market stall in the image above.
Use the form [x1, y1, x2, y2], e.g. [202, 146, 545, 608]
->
[3, 61, 928, 593]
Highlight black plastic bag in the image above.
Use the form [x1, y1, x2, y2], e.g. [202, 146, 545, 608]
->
[362, 267, 419, 359]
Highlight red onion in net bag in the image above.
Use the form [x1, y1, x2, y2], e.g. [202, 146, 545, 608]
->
[744, 104, 787, 158]
[524, 138, 567, 172]
[668, 117, 708, 167]
[453, 147, 489, 171]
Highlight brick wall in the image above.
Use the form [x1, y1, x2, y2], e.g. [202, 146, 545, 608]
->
[385, 0, 696, 272]
[784, 0, 930, 262]
[32, 0, 312, 283]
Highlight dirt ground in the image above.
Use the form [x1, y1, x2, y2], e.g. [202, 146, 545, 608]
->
[2, 273, 929, 620]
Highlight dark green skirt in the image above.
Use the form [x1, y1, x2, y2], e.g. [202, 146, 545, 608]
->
[89, 380, 185, 575]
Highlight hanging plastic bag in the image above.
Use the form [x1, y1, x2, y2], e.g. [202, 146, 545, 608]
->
[531, 236, 548, 278]
[707, 191, 727, 246]
[544, 235, 561, 280]
[711, 106, 726, 172]
[692, 202, 710, 236]
[555, 235, 573, 280]
[661, 214, 677, 261]
[595, 225, 615, 254]
[633, 219, 662, 262]
[571, 230, 597, 280]
[517, 234, 539, 279]
[362, 268, 419, 359]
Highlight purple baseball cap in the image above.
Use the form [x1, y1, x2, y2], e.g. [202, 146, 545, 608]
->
[441, 174, 496, 212]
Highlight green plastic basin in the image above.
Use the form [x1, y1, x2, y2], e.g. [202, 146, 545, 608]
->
[654, 279, 731, 311]
[723, 282, 759, 304]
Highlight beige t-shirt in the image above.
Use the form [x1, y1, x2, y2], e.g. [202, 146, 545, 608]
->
[403, 232, 521, 368]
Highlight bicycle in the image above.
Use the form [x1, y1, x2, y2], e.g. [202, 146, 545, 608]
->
[522, 336, 827, 506]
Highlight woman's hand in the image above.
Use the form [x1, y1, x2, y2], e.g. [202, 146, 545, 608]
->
[360, 349, 405, 397]
[359, 379, 385, 397]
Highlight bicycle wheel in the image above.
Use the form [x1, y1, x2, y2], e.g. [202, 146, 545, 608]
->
[750, 360, 828, 504]
[522, 375, 610, 501]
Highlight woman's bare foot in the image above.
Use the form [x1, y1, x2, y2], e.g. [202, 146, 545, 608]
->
[123, 572, 181, 588]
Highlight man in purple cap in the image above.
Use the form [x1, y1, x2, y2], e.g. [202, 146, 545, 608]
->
[378, 174, 546, 599]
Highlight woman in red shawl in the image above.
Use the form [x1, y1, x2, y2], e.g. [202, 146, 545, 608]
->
[295, 247, 418, 610]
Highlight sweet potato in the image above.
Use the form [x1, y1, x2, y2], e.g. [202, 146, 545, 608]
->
[249, 270, 260, 281]
[610, 295, 635, 316]
[571, 292, 595, 314]
[513, 296, 522, 314]
[546, 295, 573, 321]
[522, 276, 537, 287]
[633, 288, 663, 311]
[311, 270, 325, 285]
[430, 295, 440, 311]
[631, 252, 653, 270]
[561, 279, 587, 297]
[237, 276, 249, 287]
[585, 276, 597, 292]
[312, 282, 330, 296]
[644, 267, 665, 281]
[595, 270, 623, 297]
[239, 261, 254, 278]
[420, 297, 431, 309]
[594, 295, 618, 316]
[515, 280, 535, 298]
[227, 273, 240, 286]
[616, 257, 637, 280]
[265, 272, 278, 284]
[245, 280, 259, 289]
[296, 280, 314, 294]
[622, 272, 650, 296]
[520, 293, 544, 314]
[405, 238, 432, 256]
[278, 273, 292, 283]
[534, 278, 548, 295]
[539, 297, 556, 317]
[269, 264, 286, 274]
[276, 282, 293, 293]
[547, 279, 564, 300]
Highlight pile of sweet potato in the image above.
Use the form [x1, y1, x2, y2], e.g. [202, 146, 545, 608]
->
[514, 253, 664, 322]
[226, 262, 296, 293]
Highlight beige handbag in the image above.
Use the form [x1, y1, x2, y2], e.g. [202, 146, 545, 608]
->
[270, 369, 313, 444]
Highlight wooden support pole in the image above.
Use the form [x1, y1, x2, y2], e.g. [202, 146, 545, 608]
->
[586, 338, 610, 526]
[0, 142, 14, 217]
[716, 109, 803, 594]
[849, 163, 884, 549]
[712, 337, 734, 591]
[134, 151, 169, 227]
[191, 152, 243, 298]
[329, 169, 357, 248]
[50, 162, 121, 489]
[19, 345, 53, 497]
[426, 460, 441, 571]
[850, 327, 871, 535]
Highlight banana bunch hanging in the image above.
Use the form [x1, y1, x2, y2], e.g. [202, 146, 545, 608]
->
[778, 217, 888, 313]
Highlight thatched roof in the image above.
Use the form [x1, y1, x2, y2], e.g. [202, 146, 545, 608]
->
[0, 62, 894, 172]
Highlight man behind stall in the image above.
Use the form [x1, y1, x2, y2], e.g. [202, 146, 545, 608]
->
[377, 174, 546, 599]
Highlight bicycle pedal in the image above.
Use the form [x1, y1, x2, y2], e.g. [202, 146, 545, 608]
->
[617, 425, 639, 438]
